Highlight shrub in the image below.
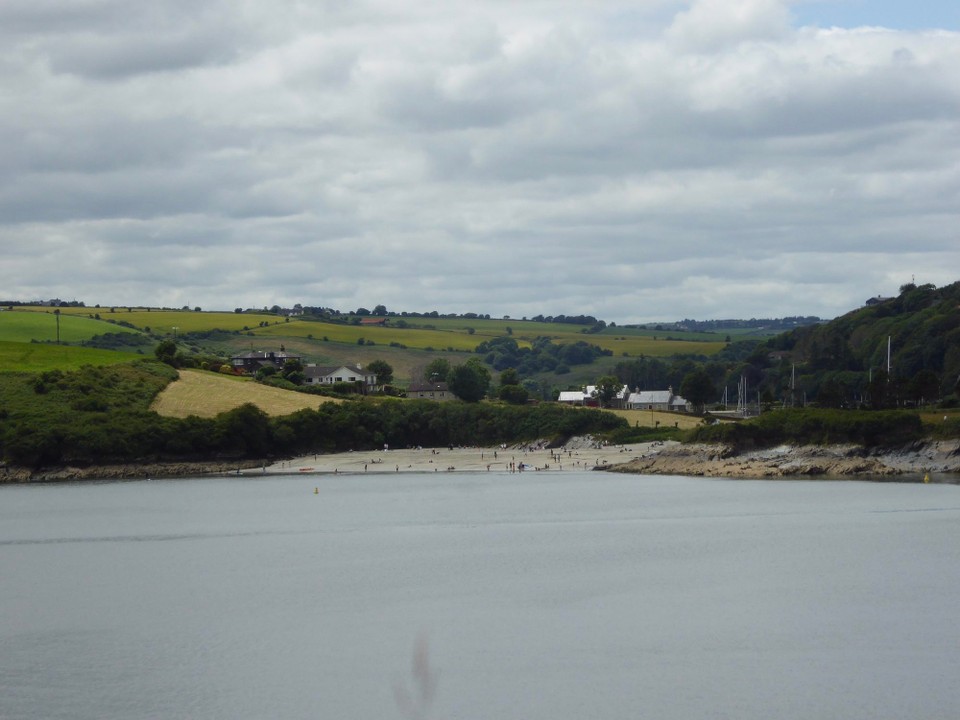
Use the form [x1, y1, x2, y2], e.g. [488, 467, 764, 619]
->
[691, 408, 924, 449]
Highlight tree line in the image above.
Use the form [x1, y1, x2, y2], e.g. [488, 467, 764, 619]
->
[0, 361, 627, 468]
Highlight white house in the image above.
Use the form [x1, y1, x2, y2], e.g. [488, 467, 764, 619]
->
[625, 387, 690, 412]
[303, 364, 377, 391]
[557, 385, 630, 407]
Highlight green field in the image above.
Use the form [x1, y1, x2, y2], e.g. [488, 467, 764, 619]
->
[10, 306, 727, 358]
[259, 317, 726, 357]
[5, 307, 727, 387]
[256, 319, 485, 351]
[14, 306, 282, 335]
[100, 310, 284, 334]
[0, 341, 144, 372]
[0, 310, 139, 344]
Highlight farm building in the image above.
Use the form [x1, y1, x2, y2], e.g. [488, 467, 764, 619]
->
[406, 381, 451, 401]
[231, 350, 302, 372]
[557, 385, 630, 408]
[625, 388, 690, 412]
[303, 364, 378, 391]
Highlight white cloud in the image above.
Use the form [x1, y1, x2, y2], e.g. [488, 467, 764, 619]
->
[1, 0, 958, 321]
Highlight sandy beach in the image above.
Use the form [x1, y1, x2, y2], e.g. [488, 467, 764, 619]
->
[252, 438, 663, 476]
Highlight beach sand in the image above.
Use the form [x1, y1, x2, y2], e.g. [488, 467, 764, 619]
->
[250, 440, 667, 476]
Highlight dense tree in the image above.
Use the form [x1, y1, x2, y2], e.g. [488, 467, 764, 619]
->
[908, 369, 941, 405]
[423, 358, 451, 383]
[680, 369, 715, 413]
[367, 359, 394, 386]
[498, 384, 529, 405]
[448, 360, 490, 402]
[594, 375, 622, 408]
[499, 368, 520, 387]
[154, 340, 178, 366]
[498, 367, 527, 404]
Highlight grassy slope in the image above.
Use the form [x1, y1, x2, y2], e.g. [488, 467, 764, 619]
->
[22, 307, 726, 358]
[150, 369, 343, 418]
[255, 318, 726, 357]
[0, 310, 140, 343]
[14, 307, 281, 334]
[0, 341, 143, 372]
[8, 307, 728, 390]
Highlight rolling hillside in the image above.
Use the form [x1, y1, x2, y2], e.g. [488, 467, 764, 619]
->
[0, 341, 143, 372]
[0, 310, 140, 344]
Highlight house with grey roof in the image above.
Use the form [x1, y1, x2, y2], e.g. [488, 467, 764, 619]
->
[231, 349, 302, 373]
[626, 387, 690, 412]
[406, 381, 451, 401]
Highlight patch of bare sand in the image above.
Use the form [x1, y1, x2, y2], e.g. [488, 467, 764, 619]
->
[250, 440, 663, 476]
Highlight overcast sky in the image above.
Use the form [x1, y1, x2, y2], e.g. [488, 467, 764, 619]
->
[3, 0, 958, 323]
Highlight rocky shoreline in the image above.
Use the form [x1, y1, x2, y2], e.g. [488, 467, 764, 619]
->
[3, 439, 958, 483]
[607, 439, 960, 481]
[0, 460, 266, 483]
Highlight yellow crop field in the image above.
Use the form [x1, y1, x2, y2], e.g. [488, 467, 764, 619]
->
[151, 369, 342, 418]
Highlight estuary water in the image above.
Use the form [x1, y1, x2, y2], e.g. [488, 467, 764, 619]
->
[1, 472, 959, 720]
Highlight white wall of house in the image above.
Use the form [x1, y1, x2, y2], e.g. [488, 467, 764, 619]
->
[304, 365, 376, 386]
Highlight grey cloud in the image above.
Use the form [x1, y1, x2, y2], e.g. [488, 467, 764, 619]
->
[47, 31, 242, 79]
[2, 1, 958, 322]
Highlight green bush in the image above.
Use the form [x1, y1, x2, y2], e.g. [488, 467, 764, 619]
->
[691, 408, 924, 449]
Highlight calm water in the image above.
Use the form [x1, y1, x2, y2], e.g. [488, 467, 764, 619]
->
[2, 472, 959, 720]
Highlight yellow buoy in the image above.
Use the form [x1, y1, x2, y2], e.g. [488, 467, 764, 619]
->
[314, 487, 319, 494]
[923, 473, 930, 484]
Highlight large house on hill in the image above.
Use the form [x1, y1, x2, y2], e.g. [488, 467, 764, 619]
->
[303, 364, 378, 391]
[231, 350, 302, 372]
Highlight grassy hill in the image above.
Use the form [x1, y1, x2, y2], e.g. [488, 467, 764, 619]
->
[0, 310, 141, 344]
[763, 281, 960, 406]
[12, 306, 726, 360]
[0, 341, 144, 372]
